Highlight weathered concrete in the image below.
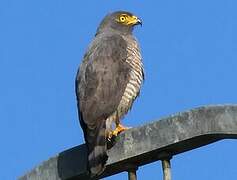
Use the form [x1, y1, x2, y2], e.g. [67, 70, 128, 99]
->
[19, 105, 237, 180]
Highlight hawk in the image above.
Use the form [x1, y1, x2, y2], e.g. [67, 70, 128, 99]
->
[76, 11, 144, 177]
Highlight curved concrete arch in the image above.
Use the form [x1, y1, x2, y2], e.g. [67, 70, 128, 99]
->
[20, 105, 237, 180]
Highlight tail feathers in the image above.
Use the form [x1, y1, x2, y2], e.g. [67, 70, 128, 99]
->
[89, 145, 108, 177]
[87, 121, 108, 178]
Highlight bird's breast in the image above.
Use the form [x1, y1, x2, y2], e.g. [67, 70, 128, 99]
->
[119, 37, 144, 114]
[105, 36, 144, 127]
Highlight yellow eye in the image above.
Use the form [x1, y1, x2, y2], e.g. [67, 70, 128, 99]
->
[119, 16, 126, 22]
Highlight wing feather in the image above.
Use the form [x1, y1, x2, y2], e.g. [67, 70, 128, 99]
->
[75, 34, 130, 177]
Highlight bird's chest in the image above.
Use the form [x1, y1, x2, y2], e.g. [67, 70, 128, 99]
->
[105, 36, 144, 125]
[119, 38, 144, 110]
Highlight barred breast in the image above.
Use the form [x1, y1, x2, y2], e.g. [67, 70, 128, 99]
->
[119, 36, 144, 111]
[105, 36, 144, 128]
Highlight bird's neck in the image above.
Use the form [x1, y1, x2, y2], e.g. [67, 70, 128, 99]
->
[95, 27, 133, 37]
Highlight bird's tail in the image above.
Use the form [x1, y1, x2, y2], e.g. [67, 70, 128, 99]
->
[87, 120, 108, 178]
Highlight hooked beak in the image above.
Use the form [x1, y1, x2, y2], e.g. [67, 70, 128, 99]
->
[127, 15, 142, 26]
[136, 18, 142, 26]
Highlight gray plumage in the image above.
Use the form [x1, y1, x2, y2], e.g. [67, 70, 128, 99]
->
[75, 11, 144, 178]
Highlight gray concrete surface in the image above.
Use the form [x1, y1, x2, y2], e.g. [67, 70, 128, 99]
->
[19, 105, 237, 180]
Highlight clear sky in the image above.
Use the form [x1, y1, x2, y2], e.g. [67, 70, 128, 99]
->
[1, 0, 237, 179]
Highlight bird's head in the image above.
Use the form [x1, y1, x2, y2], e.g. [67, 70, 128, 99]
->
[96, 11, 142, 35]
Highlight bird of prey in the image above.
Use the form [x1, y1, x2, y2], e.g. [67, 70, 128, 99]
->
[75, 11, 144, 177]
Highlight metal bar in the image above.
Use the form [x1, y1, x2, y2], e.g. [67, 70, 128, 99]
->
[162, 159, 171, 180]
[128, 169, 137, 180]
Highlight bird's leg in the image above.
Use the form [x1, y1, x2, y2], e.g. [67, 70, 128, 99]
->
[107, 130, 113, 142]
[106, 118, 114, 141]
[112, 123, 130, 137]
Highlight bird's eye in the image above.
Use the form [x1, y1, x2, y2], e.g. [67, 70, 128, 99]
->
[119, 16, 126, 22]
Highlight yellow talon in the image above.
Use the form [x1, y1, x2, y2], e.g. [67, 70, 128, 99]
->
[107, 124, 131, 141]
[112, 124, 130, 137]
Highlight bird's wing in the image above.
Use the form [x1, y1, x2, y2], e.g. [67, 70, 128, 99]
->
[75, 34, 130, 176]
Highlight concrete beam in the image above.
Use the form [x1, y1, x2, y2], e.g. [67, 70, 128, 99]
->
[19, 105, 237, 180]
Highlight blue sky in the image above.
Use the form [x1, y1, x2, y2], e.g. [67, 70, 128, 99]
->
[1, 0, 237, 179]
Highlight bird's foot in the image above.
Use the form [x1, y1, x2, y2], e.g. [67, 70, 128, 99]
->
[107, 124, 131, 141]
[112, 124, 130, 137]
